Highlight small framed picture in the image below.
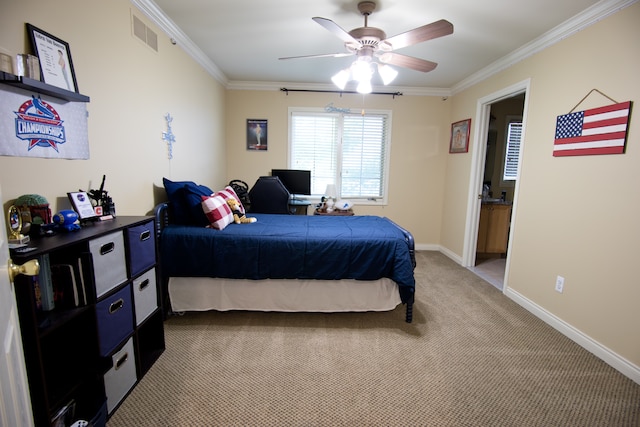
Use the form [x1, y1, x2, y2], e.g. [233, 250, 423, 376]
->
[67, 192, 97, 220]
[247, 119, 268, 151]
[450, 118, 471, 153]
[26, 23, 79, 92]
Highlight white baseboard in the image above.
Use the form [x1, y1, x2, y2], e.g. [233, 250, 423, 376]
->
[415, 243, 441, 252]
[415, 246, 640, 384]
[505, 287, 640, 384]
[436, 245, 463, 265]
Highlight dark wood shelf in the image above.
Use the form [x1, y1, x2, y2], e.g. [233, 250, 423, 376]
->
[0, 71, 90, 102]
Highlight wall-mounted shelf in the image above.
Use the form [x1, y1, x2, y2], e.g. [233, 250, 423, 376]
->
[0, 71, 90, 102]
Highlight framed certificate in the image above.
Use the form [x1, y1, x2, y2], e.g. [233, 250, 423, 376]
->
[27, 23, 79, 93]
[67, 192, 97, 220]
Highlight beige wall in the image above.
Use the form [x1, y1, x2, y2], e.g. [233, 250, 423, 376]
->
[0, 0, 226, 216]
[226, 90, 450, 245]
[2, 0, 637, 378]
[442, 3, 640, 368]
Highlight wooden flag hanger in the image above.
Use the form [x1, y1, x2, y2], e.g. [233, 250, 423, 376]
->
[569, 88, 619, 113]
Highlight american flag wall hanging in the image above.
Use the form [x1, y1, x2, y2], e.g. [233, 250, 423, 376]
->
[553, 101, 632, 157]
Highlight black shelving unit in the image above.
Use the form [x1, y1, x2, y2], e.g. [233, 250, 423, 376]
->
[11, 217, 165, 426]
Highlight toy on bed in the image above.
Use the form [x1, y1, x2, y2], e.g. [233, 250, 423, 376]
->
[227, 198, 256, 224]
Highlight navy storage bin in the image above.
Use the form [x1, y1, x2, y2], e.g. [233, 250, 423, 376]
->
[126, 221, 156, 278]
[96, 285, 133, 357]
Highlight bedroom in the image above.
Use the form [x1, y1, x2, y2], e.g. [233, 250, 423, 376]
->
[0, 0, 638, 423]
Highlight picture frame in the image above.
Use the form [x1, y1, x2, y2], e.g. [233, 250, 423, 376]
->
[450, 118, 471, 153]
[67, 192, 97, 220]
[247, 119, 268, 151]
[26, 23, 79, 93]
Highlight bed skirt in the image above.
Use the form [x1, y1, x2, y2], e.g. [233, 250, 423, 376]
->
[168, 277, 402, 313]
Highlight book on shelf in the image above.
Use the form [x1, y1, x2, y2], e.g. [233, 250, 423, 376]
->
[51, 264, 87, 308]
[32, 276, 42, 310]
[77, 256, 88, 305]
[37, 254, 55, 311]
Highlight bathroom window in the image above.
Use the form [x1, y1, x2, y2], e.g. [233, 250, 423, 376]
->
[503, 119, 522, 181]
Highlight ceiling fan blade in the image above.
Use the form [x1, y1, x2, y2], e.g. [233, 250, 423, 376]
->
[279, 52, 354, 60]
[383, 19, 453, 50]
[378, 53, 438, 73]
[312, 17, 360, 45]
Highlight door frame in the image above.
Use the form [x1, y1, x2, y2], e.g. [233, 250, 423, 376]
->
[1, 184, 35, 426]
[462, 79, 531, 288]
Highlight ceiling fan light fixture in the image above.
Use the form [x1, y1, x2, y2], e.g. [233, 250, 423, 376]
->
[356, 79, 372, 94]
[351, 59, 374, 82]
[331, 69, 350, 90]
[377, 64, 398, 85]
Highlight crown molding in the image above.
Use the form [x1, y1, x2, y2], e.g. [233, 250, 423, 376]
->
[130, 0, 228, 85]
[450, 0, 637, 94]
[132, 0, 635, 96]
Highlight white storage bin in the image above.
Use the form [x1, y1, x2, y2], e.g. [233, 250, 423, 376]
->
[90, 231, 128, 297]
[104, 336, 137, 414]
[133, 268, 157, 326]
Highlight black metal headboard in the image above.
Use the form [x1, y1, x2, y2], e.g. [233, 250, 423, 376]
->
[153, 202, 171, 239]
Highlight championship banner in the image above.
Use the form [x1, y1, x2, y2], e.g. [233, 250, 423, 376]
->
[0, 85, 89, 159]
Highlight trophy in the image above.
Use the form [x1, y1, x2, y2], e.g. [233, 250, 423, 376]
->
[7, 205, 30, 245]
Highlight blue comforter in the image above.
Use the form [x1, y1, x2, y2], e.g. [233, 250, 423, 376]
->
[160, 214, 415, 304]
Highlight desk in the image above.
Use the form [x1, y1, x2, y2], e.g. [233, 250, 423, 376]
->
[289, 199, 311, 215]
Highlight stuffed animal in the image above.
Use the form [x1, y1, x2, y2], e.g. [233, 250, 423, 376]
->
[227, 198, 257, 224]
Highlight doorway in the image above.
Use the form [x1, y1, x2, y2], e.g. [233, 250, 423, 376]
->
[462, 79, 530, 291]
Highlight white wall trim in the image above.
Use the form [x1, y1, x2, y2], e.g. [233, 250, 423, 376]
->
[132, 0, 636, 93]
[505, 287, 640, 385]
[419, 246, 640, 384]
[437, 245, 464, 265]
[415, 243, 441, 252]
[130, 0, 228, 85]
[450, 0, 638, 94]
[462, 79, 531, 268]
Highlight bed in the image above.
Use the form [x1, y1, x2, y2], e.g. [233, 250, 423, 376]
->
[154, 202, 416, 322]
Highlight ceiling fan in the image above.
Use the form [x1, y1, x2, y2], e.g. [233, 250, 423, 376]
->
[279, 1, 454, 90]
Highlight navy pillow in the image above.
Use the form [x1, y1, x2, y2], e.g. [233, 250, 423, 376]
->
[182, 182, 214, 226]
[163, 178, 213, 225]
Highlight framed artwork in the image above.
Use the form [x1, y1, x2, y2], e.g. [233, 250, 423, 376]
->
[247, 119, 268, 151]
[26, 23, 79, 93]
[450, 118, 471, 153]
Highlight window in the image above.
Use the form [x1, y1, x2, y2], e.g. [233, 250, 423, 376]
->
[289, 108, 391, 203]
[503, 118, 522, 181]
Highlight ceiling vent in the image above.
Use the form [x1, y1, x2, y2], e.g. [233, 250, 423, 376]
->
[132, 13, 158, 52]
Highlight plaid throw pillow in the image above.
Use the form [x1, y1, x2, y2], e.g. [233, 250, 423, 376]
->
[201, 195, 233, 230]
[214, 186, 246, 214]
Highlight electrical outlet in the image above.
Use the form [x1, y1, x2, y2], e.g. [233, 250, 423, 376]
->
[555, 276, 565, 293]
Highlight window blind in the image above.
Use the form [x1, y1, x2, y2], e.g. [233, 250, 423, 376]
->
[290, 110, 390, 201]
[503, 121, 522, 181]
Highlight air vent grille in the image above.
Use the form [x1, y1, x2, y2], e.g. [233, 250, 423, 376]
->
[132, 14, 158, 52]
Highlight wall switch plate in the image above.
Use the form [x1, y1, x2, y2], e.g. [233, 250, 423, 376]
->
[555, 276, 565, 293]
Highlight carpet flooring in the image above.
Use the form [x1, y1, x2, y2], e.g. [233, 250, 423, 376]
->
[107, 251, 639, 426]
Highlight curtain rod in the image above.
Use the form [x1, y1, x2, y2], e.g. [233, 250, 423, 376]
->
[280, 88, 402, 98]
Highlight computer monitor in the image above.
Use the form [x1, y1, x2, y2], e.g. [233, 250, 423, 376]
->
[271, 169, 311, 197]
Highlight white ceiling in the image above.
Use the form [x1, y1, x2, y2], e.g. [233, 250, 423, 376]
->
[138, 0, 626, 93]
